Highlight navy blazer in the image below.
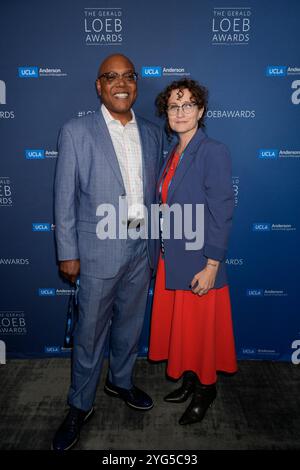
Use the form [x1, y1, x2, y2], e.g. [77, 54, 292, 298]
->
[158, 128, 234, 290]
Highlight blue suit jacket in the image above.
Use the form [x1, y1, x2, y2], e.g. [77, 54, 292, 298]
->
[54, 110, 162, 279]
[158, 128, 234, 290]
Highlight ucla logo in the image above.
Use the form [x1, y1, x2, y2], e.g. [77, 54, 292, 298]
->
[45, 346, 61, 354]
[247, 289, 263, 296]
[18, 67, 39, 78]
[266, 66, 287, 77]
[252, 223, 270, 231]
[142, 66, 162, 77]
[258, 149, 278, 159]
[39, 288, 56, 296]
[25, 149, 45, 159]
[242, 348, 256, 355]
[32, 223, 51, 231]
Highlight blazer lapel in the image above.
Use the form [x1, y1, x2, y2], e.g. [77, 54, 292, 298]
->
[136, 117, 152, 207]
[93, 110, 125, 190]
[157, 144, 174, 184]
[167, 129, 206, 203]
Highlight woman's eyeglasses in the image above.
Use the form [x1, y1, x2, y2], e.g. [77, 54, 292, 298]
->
[167, 102, 198, 115]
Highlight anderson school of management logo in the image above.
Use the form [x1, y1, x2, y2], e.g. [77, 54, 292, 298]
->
[25, 149, 58, 159]
[18, 67, 67, 78]
[142, 67, 190, 78]
[266, 65, 300, 105]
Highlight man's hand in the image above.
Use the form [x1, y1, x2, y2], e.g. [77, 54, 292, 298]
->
[59, 259, 80, 284]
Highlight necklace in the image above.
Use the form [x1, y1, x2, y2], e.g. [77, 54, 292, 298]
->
[170, 151, 180, 170]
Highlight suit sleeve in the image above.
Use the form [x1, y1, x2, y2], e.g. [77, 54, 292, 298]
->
[203, 143, 234, 261]
[54, 125, 79, 261]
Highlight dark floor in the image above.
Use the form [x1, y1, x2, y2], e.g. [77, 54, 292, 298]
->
[0, 358, 299, 450]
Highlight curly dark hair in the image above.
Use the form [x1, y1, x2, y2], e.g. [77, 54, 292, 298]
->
[155, 78, 208, 137]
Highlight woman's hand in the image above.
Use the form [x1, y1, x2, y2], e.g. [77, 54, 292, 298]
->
[190, 260, 220, 296]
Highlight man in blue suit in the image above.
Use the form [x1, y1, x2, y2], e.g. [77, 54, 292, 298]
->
[52, 54, 162, 451]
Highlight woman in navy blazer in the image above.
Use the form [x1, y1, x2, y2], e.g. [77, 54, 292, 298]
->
[149, 79, 237, 425]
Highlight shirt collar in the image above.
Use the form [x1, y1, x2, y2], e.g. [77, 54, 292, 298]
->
[101, 104, 136, 126]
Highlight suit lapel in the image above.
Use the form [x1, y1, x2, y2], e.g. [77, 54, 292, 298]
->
[167, 129, 206, 203]
[136, 117, 151, 207]
[157, 144, 174, 184]
[93, 110, 125, 190]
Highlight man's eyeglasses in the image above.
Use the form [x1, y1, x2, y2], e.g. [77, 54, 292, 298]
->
[98, 72, 138, 84]
[167, 102, 198, 115]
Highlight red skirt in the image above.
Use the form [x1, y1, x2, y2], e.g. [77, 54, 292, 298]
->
[148, 257, 238, 385]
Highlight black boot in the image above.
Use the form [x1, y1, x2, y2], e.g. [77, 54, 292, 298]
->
[164, 371, 196, 403]
[179, 381, 217, 425]
[52, 405, 95, 451]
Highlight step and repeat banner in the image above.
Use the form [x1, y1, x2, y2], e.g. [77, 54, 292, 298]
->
[1, 0, 299, 363]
